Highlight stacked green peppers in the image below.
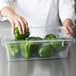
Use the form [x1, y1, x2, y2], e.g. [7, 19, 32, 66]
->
[7, 28, 68, 59]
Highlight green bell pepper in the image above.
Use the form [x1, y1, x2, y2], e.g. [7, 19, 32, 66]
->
[20, 42, 32, 58]
[39, 44, 53, 57]
[28, 36, 43, 56]
[50, 38, 68, 53]
[7, 43, 20, 57]
[44, 33, 56, 40]
[14, 27, 30, 40]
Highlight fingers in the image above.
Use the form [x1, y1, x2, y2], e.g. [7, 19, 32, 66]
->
[62, 27, 71, 38]
[63, 26, 69, 34]
[15, 21, 22, 34]
[62, 19, 74, 38]
[22, 17, 29, 32]
[62, 25, 74, 38]
[19, 17, 28, 34]
[17, 17, 26, 34]
[10, 16, 28, 34]
[7, 11, 28, 34]
[68, 25, 74, 35]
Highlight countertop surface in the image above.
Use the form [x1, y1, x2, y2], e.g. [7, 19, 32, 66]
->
[0, 21, 76, 76]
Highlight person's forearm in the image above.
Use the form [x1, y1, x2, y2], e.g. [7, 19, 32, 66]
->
[1, 7, 15, 18]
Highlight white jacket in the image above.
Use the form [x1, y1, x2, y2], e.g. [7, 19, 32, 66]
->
[0, 0, 75, 27]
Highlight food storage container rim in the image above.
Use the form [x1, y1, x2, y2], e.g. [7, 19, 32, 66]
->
[4, 38, 72, 44]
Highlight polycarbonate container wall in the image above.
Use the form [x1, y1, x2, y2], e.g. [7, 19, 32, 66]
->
[3, 27, 72, 61]
[2, 27, 64, 43]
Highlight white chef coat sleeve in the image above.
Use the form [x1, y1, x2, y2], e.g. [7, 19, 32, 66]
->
[59, 0, 75, 23]
[0, 0, 15, 21]
[0, 0, 15, 10]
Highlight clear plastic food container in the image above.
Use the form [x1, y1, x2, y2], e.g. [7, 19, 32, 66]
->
[3, 27, 72, 61]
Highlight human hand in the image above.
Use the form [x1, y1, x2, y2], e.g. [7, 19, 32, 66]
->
[62, 18, 74, 38]
[1, 7, 28, 34]
[8, 11, 28, 34]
